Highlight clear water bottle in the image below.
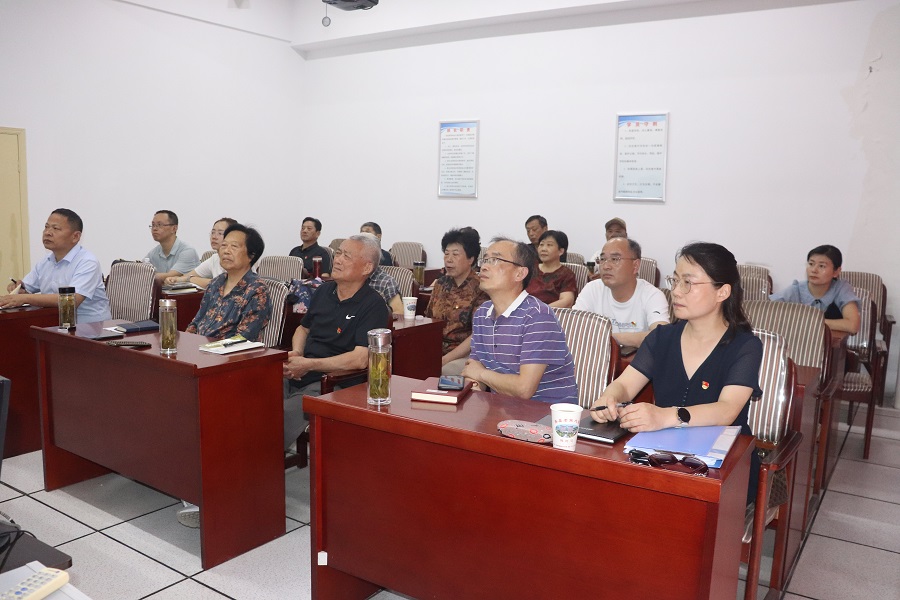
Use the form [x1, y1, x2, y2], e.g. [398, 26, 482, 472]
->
[367, 328, 392, 405]
[58, 287, 76, 331]
[159, 299, 178, 355]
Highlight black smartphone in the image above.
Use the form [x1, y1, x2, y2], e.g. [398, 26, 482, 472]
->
[438, 375, 465, 391]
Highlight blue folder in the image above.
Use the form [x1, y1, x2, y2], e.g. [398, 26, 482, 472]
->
[624, 425, 741, 468]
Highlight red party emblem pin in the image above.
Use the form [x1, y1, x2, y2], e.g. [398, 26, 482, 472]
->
[702, 381, 710, 390]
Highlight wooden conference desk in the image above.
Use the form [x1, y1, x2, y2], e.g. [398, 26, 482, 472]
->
[306, 376, 753, 600]
[31, 322, 287, 569]
[0, 306, 59, 457]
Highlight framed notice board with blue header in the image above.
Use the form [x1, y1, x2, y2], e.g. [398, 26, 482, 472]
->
[614, 113, 668, 202]
[438, 120, 479, 198]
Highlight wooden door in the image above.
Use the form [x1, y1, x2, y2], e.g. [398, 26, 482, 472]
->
[0, 128, 29, 281]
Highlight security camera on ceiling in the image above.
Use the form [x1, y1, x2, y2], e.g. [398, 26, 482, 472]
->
[322, 0, 378, 11]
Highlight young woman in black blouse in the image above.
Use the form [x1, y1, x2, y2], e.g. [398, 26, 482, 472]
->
[590, 242, 762, 436]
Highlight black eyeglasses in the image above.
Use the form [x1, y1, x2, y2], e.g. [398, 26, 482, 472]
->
[628, 449, 709, 476]
[481, 256, 525, 268]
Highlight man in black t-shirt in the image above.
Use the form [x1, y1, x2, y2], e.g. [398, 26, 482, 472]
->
[282, 234, 389, 450]
[288, 216, 332, 277]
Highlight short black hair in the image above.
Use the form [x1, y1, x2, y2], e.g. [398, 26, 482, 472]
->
[51, 208, 83, 233]
[441, 227, 481, 262]
[807, 245, 843, 269]
[490, 236, 536, 289]
[215, 217, 238, 228]
[155, 210, 178, 226]
[525, 215, 547, 228]
[224, 223, 265, 267]
[538, 230, 569, 262]
[303, 217, 322, 232]
[360, 221, 382, 235]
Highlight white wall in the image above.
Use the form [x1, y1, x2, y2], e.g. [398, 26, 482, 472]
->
[1, 0, 898, 397]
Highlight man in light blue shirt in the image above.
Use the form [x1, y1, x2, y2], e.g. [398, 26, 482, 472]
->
[1, 208, 111, 323]
[145, 209, 199, 284]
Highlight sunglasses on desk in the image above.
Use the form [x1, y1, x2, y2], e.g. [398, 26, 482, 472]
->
[628, 449, 709, 477]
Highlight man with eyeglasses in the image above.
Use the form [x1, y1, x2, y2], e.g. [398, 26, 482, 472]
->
[144, 210, 200, 285]
[461, 237, 577, 403]
[574, 237, 669, 347]
[2, 208, 111, 323]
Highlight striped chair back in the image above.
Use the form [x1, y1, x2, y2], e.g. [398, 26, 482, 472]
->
[638, 257, 660, 287]
[478, 246, 488, 267]
[552, 308, 616, 409]
[749, 329, 794, 445]
[567, 263, 590, 294]
[389, 242, 425, 269]
[257, 278, 290, 348]
[741, 275, 771, 302]
[839, 271, 885, 329]
[564, 252, 585, 266]
[738, 264, 773, 294]
[381, 265, 415, 298]
[744, 300, 827, 383]
[662, 288, 675, 322]
[107, 261, 155, 321]
[845, 287, 876, 361]
[200, 250, 215, 262]
[256, 256, 305, 282]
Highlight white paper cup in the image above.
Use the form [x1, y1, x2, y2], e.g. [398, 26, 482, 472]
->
[402, 296, 417, 319]
[550, 403, 583, 451]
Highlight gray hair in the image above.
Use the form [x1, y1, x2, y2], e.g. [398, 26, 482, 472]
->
[348, 233, 381, 266]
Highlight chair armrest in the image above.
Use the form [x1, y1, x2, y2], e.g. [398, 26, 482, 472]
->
[757, 430, 803, 473]
[882, 313, 895, 346]
[321, 369, 367, 394]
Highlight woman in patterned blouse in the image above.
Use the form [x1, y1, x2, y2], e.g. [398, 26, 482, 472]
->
[186, 224, 270, 342]
[526, 230, 577, 308]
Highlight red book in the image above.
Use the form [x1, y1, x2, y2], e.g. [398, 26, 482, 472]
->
[410, 377, 473, 404]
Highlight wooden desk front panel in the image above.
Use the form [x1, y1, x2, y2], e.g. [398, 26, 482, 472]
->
[33, 323, 287, 568]
[391, 318, 443, 380]
[309, 377, 752, 600]
[323, 421, 720, 600]
[0, 307, 59, 457]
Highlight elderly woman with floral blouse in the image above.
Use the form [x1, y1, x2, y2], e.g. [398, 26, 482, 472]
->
[186, 223, 270, 342]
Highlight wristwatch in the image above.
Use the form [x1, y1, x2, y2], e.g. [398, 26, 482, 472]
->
[676, 407, 691, 427]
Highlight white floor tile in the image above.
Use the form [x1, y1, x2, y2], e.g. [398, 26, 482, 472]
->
[104, 504, 204, 577]
[0, 495, 92, 546]
[0, 483, 21, 502]
[828, 459, 900, 504]
[144, 579, 232, 599]
[787, 534, 900, 600]
[58, 532, 184, 600]
[285, 466, 310, 524]
[194, 526, 311, 600]
[841, 432, 900, 469]
[0, 451, 44, 494]
[811, 490, 900, 553]
[31, 473, 178, 530]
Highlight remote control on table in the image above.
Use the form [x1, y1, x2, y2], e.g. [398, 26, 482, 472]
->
[0, 567, 69, 600]
[106, 340, 151, 348]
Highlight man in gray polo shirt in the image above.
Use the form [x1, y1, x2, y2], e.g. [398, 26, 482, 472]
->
[145, 210, 200, 284]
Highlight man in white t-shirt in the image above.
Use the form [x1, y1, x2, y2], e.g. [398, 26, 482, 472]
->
[574, 237, 669, 347]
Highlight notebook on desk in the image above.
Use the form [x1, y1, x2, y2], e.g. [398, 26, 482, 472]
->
[537, 414, 628, 444]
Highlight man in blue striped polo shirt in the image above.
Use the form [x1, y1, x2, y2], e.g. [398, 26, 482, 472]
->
[462, 237, 578, 404]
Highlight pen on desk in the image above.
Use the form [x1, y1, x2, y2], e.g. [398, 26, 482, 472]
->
[221, 339, 245, 347]
[590, 402, 633, 411]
